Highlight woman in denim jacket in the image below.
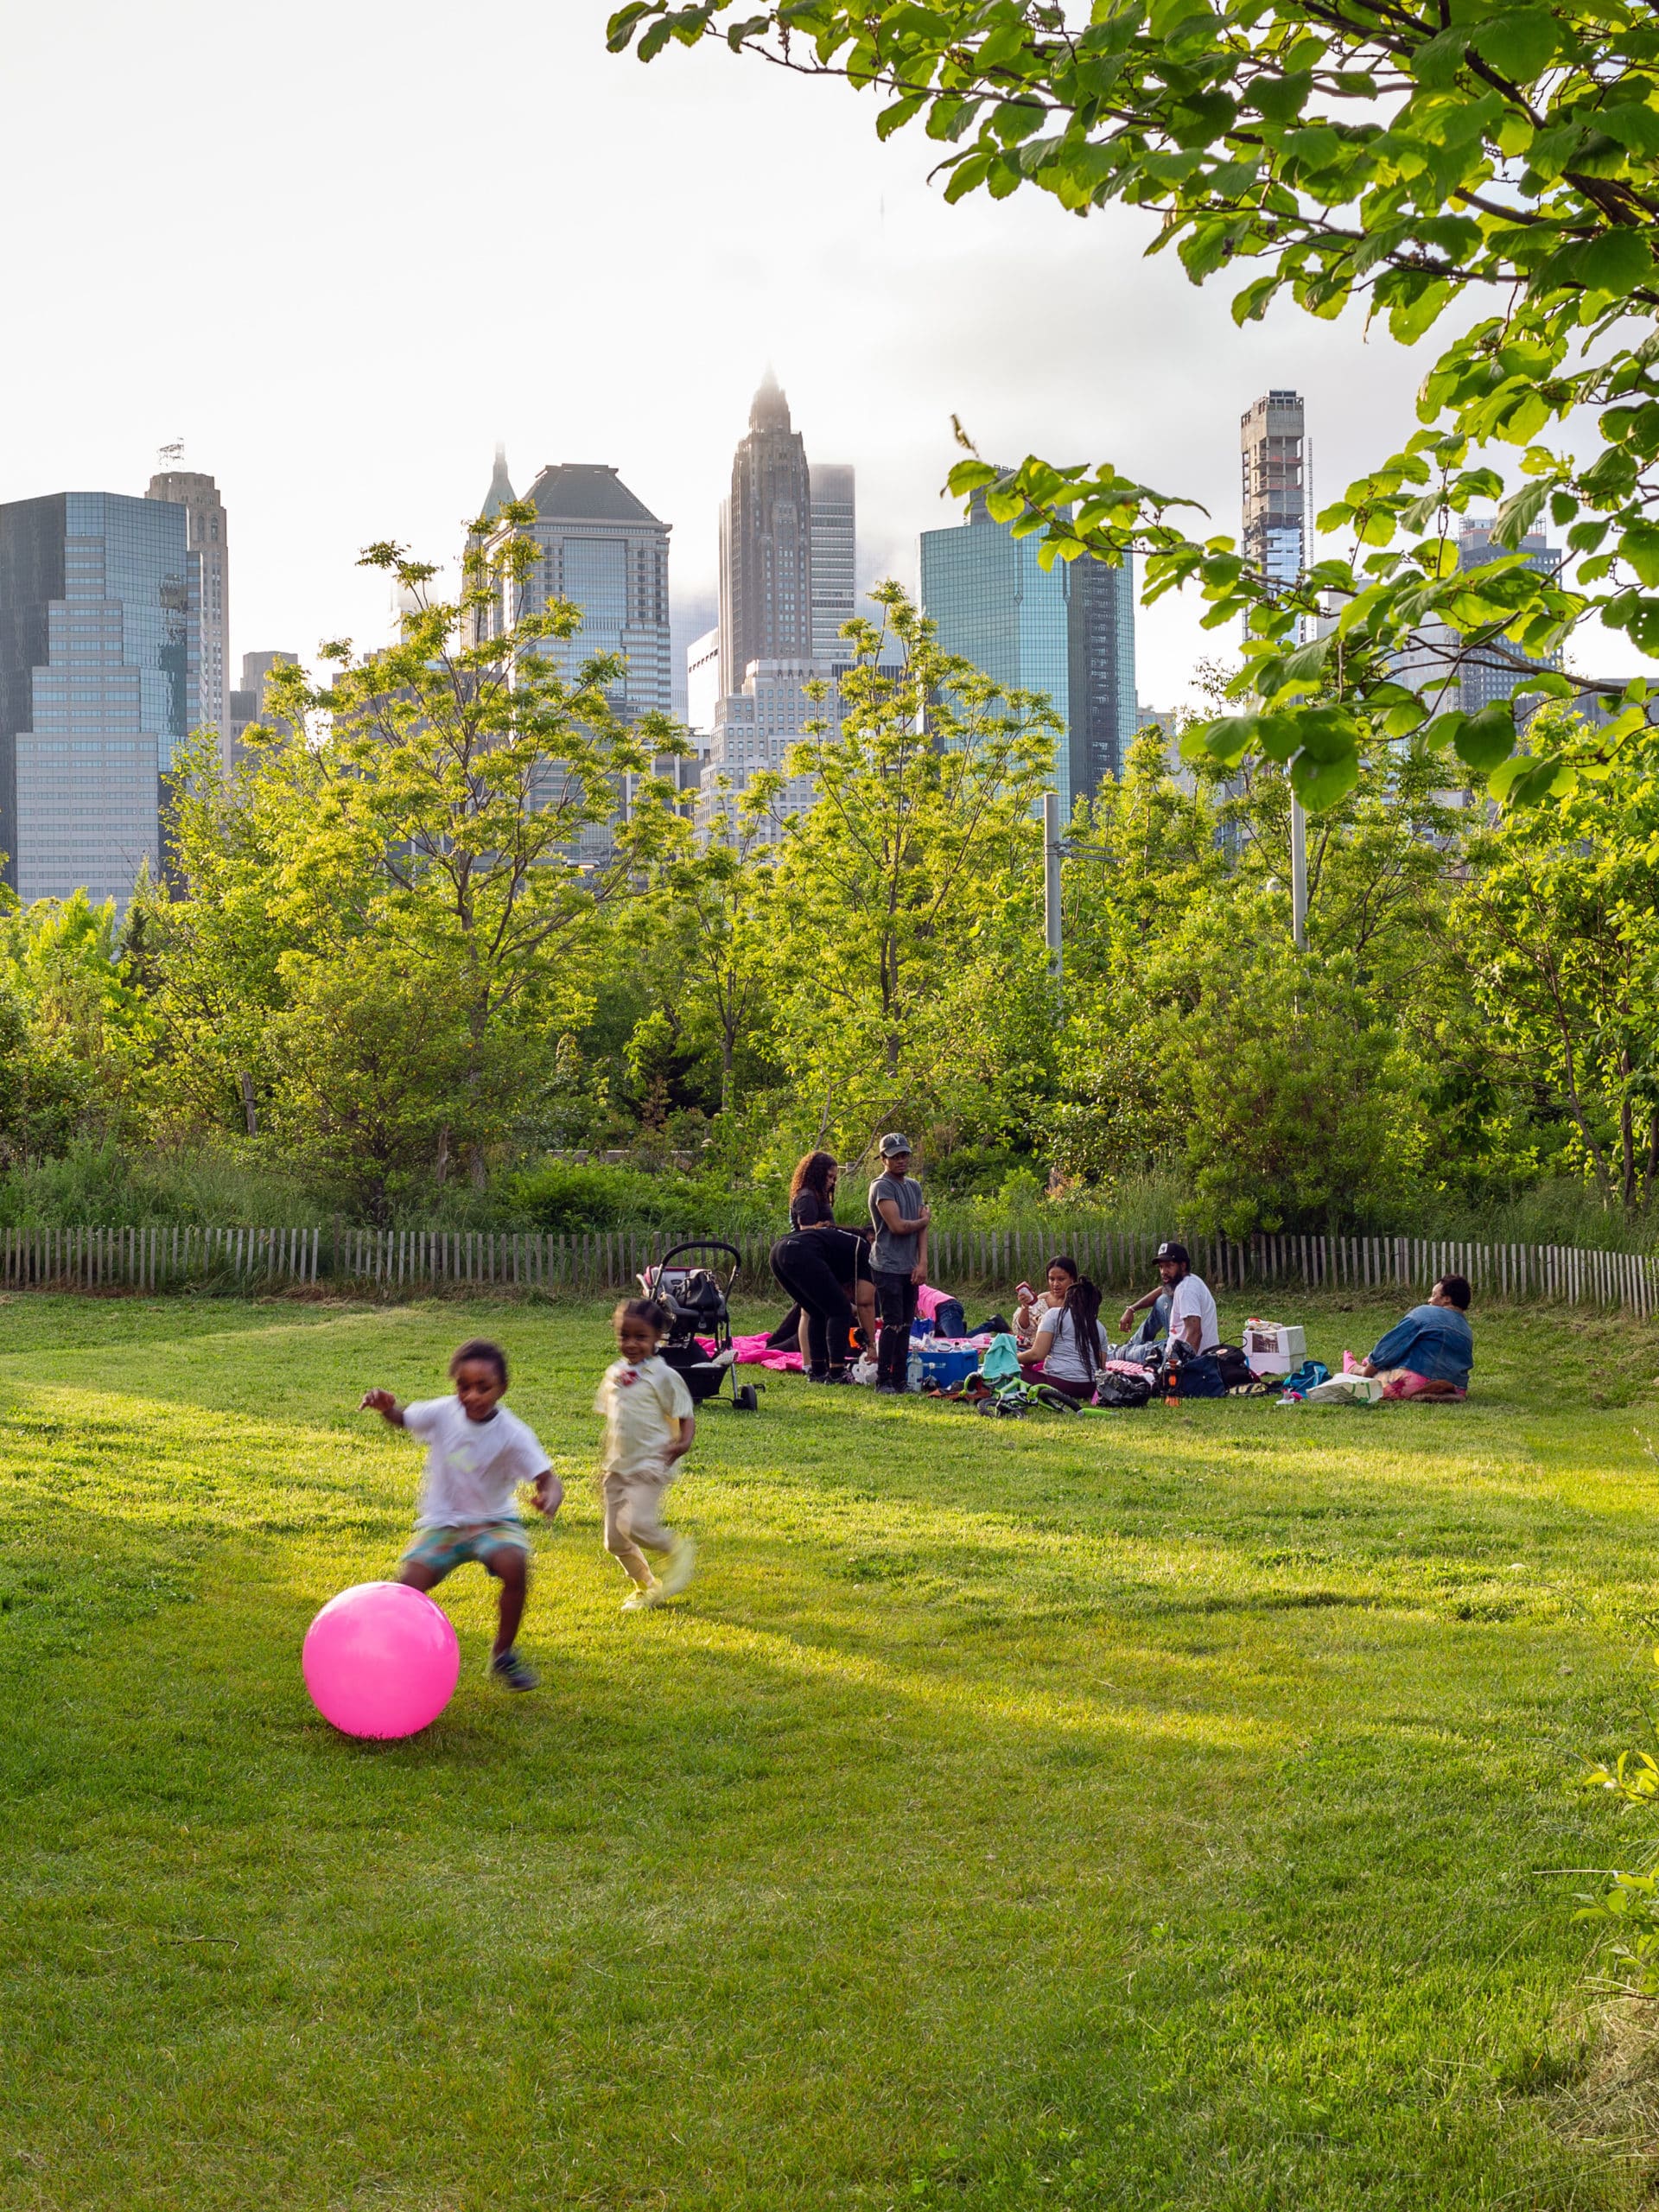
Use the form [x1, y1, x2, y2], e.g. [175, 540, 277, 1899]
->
[1357, 1274, 1474, 1400]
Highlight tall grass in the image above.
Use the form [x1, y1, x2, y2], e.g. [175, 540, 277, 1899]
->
[0, 1141, 1650, 1254]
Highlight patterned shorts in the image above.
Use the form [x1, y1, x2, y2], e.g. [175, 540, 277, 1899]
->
[399, 1519, 530, 1581]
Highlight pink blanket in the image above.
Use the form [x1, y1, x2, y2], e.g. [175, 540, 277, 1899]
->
[730, 1332, 804, 1374]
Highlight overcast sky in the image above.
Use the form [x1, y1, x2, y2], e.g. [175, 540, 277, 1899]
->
[2, 0, 1630, 712]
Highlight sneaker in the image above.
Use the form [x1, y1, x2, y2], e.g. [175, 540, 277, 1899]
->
[620, 1580, 664, 1612]
[661, 1535, 697, 1596]
[823, 1369, 851, 1385]
[488, 1647, 539, 1690]
[874, 1382, 902, 1395]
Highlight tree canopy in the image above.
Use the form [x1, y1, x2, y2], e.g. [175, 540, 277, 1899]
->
[608, 0, 1659, 813]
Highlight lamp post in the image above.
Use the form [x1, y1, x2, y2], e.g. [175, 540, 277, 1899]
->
[1290, 788, 1307, 951]
[1043, 791, 1063, 988]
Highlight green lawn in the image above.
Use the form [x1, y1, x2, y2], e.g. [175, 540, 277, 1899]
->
[3, 1289, 1659, 2209]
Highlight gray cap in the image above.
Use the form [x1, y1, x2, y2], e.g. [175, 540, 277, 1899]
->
[879, 1132, 912, 1158]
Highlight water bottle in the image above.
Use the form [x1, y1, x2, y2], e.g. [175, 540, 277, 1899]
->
[907, 1346, 925, 1391]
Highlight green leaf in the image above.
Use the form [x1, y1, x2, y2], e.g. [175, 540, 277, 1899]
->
[1421, 710, 1467, 753]
[1291, 751, 1362, 810]
[1250, 70, 1313, 124]
[1489, 753, 1575, 806]
[1619, 519, 1659, 586]
[1387, 278, 1454, 347]
[1491, 480, 1551, 547]
[1452, 701, 1516, 773]
[1470, 10, 1557, 80]
[1573, 229, 1656, 300]
[1182, 714, 1257, 767]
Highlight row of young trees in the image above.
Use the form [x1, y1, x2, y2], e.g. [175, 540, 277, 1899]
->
[0, 507, 1650, 1233]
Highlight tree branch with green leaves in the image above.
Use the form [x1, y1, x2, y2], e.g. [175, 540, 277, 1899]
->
[609, 0, 1659, 811]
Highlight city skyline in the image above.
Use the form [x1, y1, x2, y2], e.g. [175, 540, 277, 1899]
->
[16, 1, 1623, 725]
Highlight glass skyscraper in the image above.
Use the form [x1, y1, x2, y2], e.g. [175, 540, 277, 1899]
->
[0, 492, 195, 908]
[919, 488, 1136, 814]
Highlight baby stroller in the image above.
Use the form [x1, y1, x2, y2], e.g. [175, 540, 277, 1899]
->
[637, 1239, 760, 1413]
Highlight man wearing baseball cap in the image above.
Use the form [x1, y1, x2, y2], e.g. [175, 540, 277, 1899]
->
[1119, 1240, 1219, 1356]
[868, 1135, 930, 1394]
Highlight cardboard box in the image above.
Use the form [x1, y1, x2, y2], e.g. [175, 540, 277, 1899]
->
[1243, 1322, 1306, 1376]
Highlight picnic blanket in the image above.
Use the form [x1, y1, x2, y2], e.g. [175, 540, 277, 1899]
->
[729, 1332, 804, 1374]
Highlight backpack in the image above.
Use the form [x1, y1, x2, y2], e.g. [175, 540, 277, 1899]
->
[1211, 1343, 1253, 1391]
[1166, 1342, 1226, 1399]
[1093, 1369, 1154, 1409]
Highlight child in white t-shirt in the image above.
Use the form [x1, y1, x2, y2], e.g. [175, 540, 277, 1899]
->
[595, 1299, 696, 1612]
[359, 1338, 561, 1690]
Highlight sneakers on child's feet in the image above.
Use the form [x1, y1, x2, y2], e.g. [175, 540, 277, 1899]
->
[661, 1535, 697, 1597]
[489, 1647, 539, 1690]
[620, 1580, 664, 1612]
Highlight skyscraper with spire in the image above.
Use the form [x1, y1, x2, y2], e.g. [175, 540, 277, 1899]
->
[719, 369, 813, 696]
[479, 443, 516, 525]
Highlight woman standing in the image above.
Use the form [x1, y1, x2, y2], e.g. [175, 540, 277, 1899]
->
[769, 1153, 873, 1385]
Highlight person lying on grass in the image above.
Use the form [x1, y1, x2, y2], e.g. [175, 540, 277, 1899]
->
[596, 1298, 697, 1613]
[359, 1338, 562, 1691]
[1354, 1275, 1474, 1401]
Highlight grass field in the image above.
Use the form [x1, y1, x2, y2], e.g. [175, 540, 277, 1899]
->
[4, 1288, 1659, 2209]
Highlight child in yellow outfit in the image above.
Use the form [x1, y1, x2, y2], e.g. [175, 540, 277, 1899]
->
[594, 1298, 697, 1611]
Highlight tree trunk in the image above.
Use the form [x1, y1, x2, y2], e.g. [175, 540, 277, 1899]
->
[238, 1071, 257, 1137]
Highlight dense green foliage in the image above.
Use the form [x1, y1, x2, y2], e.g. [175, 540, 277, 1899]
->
[3, 1292, 1659, 2207]
[0, 643, 1651, 1239]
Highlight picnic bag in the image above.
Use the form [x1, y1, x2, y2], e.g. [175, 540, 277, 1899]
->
[1093, 1369, 1154, 1409]
[1166, 1343, 1227, 1399]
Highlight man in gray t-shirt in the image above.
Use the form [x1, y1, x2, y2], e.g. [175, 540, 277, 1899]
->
[868, 1133, 930, 1395]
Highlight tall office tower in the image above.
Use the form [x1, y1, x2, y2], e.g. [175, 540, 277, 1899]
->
[146, 466, 228, 753]
[486, 462, 672, 861]
[919, 486, 1137, 815]
[228, 649, 299, 757]
[700, 658, 845, 842]
[1240, 390, 1306, 589]
[0, 493, 197, 907]
[719, 370, 812, 695]
[809, 461, 856, 664]
[685, 625, 721, 738]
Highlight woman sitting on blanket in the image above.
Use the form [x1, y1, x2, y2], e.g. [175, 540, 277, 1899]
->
[1012, 1255, 1078, 1344]
[1355, 1274, 1473, 1399]
[1018, 1277, 1107, 1400]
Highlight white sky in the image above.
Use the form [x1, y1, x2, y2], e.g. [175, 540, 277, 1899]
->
[1, 0, 1635, 712]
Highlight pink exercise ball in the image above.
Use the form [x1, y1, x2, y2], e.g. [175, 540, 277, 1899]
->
[302, 1580, 460, 1738]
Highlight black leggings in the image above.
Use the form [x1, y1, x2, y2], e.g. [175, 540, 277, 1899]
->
[769, 1235, 856, 1374]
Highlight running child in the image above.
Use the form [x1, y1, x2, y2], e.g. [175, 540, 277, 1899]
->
[359, 1338, 562, 1690]
[596, 1298, 697, 1611]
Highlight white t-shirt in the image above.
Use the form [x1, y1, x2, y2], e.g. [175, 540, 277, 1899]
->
[1033, 1306, 1104, 1385]
[1167, 1273, 1220, 1353]
[403, 1397, 550, 1528]
[594, 1356, 695, 1483]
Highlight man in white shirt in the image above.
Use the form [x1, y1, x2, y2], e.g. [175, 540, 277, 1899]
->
[1118, 1241, 1220, 1354]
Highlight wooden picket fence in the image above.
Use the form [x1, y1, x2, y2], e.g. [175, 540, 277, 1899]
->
[0, 1220, 1653, 1316]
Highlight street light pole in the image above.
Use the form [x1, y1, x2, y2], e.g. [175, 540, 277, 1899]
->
[1290, 789, 1307, 951]
[1043, 791, 1066, 999]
